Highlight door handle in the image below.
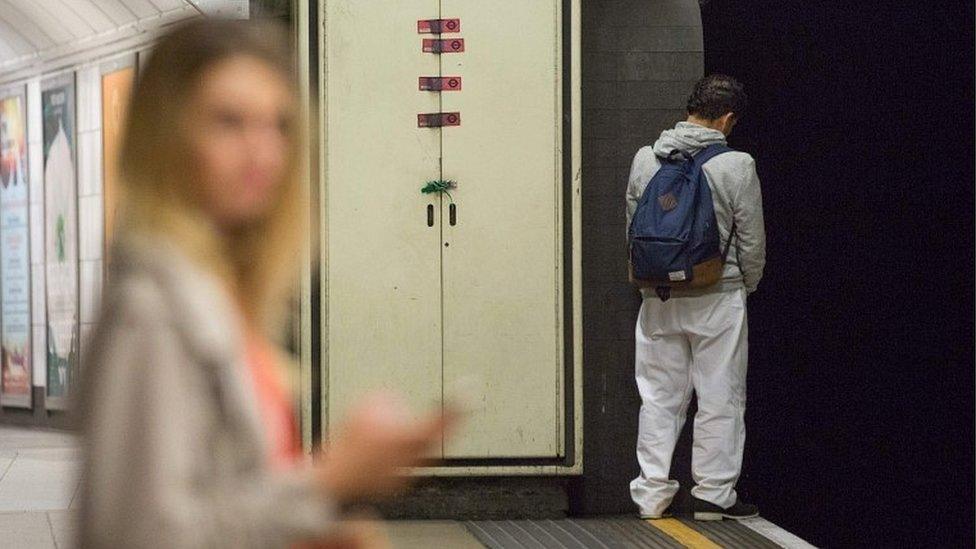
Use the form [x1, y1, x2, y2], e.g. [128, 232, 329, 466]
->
[449, 203, 457, 226]
[427, 204, 434, 227]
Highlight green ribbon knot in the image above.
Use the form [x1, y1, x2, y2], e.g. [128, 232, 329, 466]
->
[420, 179, 457, 202]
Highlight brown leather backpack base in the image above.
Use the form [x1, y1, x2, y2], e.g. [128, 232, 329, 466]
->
[629, 254, 724, 290]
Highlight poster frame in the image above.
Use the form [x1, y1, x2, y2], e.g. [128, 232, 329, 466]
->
[99, 55, 137, 265]
[40, 71, 79, 412]
[0, 83, 32, 409]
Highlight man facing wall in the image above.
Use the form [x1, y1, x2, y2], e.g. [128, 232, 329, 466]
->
[626, 74, 766, 520]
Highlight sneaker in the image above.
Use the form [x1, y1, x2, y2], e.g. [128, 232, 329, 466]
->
[639, 504, 675, 520]
[692, 497, 758, 521]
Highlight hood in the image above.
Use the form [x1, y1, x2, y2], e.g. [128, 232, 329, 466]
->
[651, 121, 727, 157]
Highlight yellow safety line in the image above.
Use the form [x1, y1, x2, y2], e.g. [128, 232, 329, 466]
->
[645, 518, 723, 549]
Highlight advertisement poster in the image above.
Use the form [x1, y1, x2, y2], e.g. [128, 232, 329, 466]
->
[0, 89, 31, 407]
[42, 76, 78, 405]
[102, 66, 134, 257]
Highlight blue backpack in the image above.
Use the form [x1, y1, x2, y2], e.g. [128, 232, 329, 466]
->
[628, 144, 737, 300]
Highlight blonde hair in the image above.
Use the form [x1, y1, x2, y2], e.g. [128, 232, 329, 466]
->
[118, 19, 304, 334]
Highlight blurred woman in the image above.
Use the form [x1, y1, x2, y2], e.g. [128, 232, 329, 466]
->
[78, 19, 446, 548]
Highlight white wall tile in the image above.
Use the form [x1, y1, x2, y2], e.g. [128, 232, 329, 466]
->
[31, 268, 45, 327]
[27, 79, 44, 208]
[90, 129, 103, 196]
[32, 325, 46, 388]
[30, 202, 44, 265]
[79, 195, 104, 261]
[76, 70, 91, 133]
[76, 66, 101, 133]
[27, 79, 41, 148]
[88, 72, 102, 133]
[193, 0, 249, 18]
[26, 79, 45, 390]
[29, 152, 43, 205]
[76, 131, 95, 197]
[79, 260, 103, 324]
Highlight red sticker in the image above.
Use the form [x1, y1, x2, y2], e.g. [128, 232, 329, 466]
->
[417, 112, 461, 128]
[419, 76, 462, 91]
[417, 18, 461, 34]
[422, 38, 465, 54]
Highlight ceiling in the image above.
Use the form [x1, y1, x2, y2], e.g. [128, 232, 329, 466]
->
[0, 0, 249, 83]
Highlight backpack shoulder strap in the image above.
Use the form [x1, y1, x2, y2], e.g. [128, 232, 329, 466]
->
[695, 144, 739, 264]
[692, 143, 734, 168]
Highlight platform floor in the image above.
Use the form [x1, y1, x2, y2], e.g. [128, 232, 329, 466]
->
[0, 426, 812, 548]
[466, 517, 815, 548]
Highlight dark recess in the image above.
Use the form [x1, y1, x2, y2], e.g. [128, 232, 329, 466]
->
[698, 2, 973, 546]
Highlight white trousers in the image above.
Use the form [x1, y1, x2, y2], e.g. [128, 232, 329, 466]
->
[629, 288, 748, 516]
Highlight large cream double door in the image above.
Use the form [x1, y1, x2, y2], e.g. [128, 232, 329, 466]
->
[324, 0, 565, 459]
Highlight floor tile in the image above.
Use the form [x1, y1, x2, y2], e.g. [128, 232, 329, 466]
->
[386, 520, 485, 549]
[0, 511, 57, 549]
[0, 450, 80, 512]
[0, 427, 77, 451]
[47, 510, 77, 549]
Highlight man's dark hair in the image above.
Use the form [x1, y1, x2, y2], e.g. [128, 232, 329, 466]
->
[686, 74, 748, 120]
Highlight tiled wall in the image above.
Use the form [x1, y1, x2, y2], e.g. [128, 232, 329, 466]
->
[76, 66, 105, 361]
[5, 62, 113, 419]
[27, 80, 45, 390]
[575, 0, 704, 514]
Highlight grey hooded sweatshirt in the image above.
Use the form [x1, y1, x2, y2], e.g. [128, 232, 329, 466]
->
[626, 121, 766, 298]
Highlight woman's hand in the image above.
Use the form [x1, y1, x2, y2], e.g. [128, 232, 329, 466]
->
[316, 392, 453, 504]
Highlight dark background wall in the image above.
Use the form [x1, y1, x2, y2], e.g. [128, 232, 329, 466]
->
[575, 1, 974, 547]
[699, 2, 974, 546]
